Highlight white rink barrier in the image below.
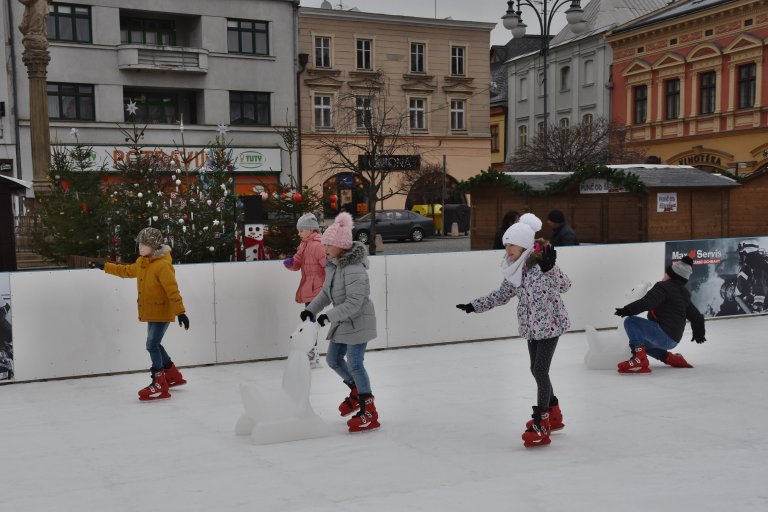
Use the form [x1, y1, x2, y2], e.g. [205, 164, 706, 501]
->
[9, 242, 666, 381]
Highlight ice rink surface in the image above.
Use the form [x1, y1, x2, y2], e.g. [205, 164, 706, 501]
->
[2, 315, 767, 512]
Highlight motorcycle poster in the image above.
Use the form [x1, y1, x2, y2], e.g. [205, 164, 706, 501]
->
[665, 237, 768, 318]
[0, 273, 12, 380]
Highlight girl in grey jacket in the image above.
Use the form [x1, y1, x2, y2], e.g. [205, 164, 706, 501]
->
[456, 214, 571, 448]
[301, 212, 379, 433]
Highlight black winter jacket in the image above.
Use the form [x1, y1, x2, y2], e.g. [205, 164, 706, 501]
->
[624, 280, 705, 342]
[550, 223, 579, 246]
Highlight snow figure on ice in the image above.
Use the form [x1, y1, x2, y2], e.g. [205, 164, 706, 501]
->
[614, 256, 706, 374]
[583, 281, 651, 370]
[235, 321, 330, 445]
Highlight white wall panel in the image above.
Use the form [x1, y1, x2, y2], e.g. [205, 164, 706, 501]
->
[9, 243, 668, 382]
[553, 242, 666, 332]
[213, 258, 388, 363]
[386, 251, 520, 347]
[11, 265, 216, 381]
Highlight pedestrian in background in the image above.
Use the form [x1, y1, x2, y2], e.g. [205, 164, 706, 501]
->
[546, 209, 579, 246]
[493, 210, 520, 249]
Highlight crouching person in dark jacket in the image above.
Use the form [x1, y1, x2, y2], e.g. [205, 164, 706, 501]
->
[614, 256, 706, 373]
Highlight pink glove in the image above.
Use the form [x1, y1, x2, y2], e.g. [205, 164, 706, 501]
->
[283, 257, 294, 268]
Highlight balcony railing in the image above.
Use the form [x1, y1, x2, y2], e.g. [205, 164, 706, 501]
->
[117, 44, 208, 73]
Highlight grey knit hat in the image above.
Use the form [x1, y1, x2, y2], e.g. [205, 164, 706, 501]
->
[667, 256, 694, 282]
[135, 227, 164, 249]
[296, 213, 320, 231]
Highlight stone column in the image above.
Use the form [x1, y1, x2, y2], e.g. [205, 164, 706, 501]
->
[18, 0, 52, 195]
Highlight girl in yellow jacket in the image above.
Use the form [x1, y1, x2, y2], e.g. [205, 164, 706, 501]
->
[90, 227, 190, 401]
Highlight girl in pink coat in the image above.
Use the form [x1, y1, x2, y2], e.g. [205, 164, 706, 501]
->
[284, 213, 326, 367]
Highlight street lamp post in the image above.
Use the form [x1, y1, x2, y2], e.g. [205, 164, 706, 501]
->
[502, 1, 586, 136]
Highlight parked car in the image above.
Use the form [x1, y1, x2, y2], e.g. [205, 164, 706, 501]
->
[352, 210, 435, 243]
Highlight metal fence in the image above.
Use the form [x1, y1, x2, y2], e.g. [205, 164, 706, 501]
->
[13, 215, 39, 252]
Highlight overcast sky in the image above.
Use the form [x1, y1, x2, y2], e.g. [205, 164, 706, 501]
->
[301, 0, 592, 46]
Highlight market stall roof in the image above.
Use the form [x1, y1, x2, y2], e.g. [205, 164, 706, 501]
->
[503, 165, 740, 192]
[0, 175, 33, 192]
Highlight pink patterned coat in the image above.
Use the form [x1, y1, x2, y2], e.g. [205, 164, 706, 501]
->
[471, 264, 572, 340]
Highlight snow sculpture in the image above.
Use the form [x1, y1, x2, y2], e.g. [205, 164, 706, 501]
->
[235, 321, 330, 444]
[584, 281, 652, 370]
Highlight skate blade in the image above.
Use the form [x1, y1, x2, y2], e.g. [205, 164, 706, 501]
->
[139, 394, 171, 402]
[349, 425, 380, 434]
[523, 439, 551, 448]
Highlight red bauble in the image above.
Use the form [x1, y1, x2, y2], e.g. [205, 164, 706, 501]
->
[281, 192, 288, 200]
[61, 181, 70, 191]
[292, 193, 302, 202]
[329, 194, 338, 202]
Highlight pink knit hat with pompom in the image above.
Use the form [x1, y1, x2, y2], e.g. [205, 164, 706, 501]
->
[322, 212, 354, 249]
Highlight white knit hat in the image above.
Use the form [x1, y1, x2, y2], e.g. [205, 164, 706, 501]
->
[501, 222, 535, 249]
[519, 213, 542, 233]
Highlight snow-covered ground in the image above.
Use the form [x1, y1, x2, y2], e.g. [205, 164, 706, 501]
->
[2, 315, 766, 512]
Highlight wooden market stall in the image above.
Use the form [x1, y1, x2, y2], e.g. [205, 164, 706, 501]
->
[465, 165, 740, 249]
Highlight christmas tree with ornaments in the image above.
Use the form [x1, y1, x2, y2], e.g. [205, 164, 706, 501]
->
[104, 104, 238, 263]
[32, 103, 239, 264]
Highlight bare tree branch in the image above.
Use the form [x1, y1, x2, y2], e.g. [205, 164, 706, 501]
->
[506, 117, 647, 172]
[311, 72, 424, 254]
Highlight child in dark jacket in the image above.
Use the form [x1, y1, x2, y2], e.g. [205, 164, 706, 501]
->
[615, 255, 706, 373]
[89, 227, 190, 401]
[456, 214, 571, 448]
[299, 212, 379, 433]
[284, 213, 326, 367]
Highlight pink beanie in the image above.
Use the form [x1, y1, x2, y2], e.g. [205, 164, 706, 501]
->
[321, 212, 354, 249]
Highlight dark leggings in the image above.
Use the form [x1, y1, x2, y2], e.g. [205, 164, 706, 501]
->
[527, 337, 559, 408]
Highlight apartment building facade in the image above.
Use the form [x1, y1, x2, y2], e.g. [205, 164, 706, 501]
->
[0, 0, 298, 201]
[505, 0, 668, 163]
[298, 6, 494, 214]
[606, 0, 768, 177]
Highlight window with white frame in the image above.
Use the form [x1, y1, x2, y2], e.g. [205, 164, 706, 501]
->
[582, 113, 593, 125]
[450, 99, 466, 130]
[665, 78, 680, 120]
[355, 96, 372, 129]
[314, 36, 331, 68]
[409, 98, 426, 130]
[518, 125, 527, 148]
[314, 94, 333, 128]
[519, 77, 528, 100]
[559, 117, 569, 128]
[738, 63, 756, 109]
[537, 121, 544, 134]
[538, 72, 545, 96]
[699, 71, 716, 114]
[634, 84, 647, 124]
[490, 124, 499, 152]
[560, 66, 571, 91]
[451, 46, 465, 76]
[583, 60, 594, 85]
[356, 39, 372, 70]
[410, 43, 425, 73]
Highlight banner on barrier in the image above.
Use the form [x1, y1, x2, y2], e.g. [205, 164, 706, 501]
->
[0, 273, 12, 381]
[665, 237, 768, 318]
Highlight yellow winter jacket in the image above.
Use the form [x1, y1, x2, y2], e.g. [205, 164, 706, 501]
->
[104, 246, 186, 322]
